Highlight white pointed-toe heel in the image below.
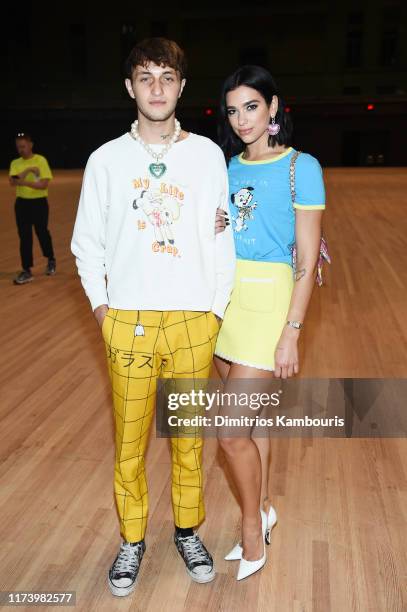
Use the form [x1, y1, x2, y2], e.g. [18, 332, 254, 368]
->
[225, 503, 277, 560]
[265, 504, 277, 545]
[224, 542, 243, 561]
[236, 510, 267, 581]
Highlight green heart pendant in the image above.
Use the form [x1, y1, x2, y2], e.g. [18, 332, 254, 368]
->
[149, 162, 167, 178]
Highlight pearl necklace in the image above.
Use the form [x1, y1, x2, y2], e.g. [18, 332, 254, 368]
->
[130, 118, 181, 178]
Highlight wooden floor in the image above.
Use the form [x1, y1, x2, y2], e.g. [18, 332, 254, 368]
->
[0, 168, 406, 611]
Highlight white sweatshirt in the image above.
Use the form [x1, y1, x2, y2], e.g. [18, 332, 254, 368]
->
[71, 132, 236, 318]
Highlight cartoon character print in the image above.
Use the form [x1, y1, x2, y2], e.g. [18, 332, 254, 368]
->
[133, 189, 181, 246]
[230, 186, 257, 232]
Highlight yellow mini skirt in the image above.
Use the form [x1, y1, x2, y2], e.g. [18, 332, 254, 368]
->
[215, 259, 294, 371]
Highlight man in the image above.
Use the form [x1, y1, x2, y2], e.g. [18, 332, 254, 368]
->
[9, 133, 56, 284]
[71, 37, 235, 596]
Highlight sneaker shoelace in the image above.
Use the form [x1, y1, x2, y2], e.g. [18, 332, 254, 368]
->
[113, 542, 143, 574]
[179, 534, 210, 565]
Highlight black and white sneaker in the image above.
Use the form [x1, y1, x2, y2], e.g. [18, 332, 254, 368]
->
[107, 539, 146, 597]
[174, 532, 215, 583]
[13, 270, 33, 285]
[45, 258, 56, 275]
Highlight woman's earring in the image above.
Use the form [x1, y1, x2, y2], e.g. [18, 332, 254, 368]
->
[267, 116, 280, 136]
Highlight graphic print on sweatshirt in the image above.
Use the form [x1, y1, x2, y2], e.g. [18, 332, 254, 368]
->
[230, 186, 257, 232]
[132, 177, 184, 258]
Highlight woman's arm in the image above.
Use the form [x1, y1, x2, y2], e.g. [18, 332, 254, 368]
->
[274, 209, 323, 378]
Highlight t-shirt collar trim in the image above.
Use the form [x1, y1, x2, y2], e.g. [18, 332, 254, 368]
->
[237, 146, 293, 165]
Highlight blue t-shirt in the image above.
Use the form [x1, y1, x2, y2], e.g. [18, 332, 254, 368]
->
[228, 147, 325, 264]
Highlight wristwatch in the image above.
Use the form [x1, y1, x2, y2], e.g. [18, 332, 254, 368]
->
[286, 320, 303, 330]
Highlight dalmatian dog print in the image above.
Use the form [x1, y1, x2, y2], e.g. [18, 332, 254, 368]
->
[230, 186, 258, 232]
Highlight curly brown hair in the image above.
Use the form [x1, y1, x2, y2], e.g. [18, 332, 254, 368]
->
[125, 37, 187, 80]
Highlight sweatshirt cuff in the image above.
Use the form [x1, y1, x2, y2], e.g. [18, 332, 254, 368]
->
[88, 288, 109, 312]
[211, 292, 231, 320]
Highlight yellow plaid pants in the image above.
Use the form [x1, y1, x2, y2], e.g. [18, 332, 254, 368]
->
[101, 309, 219, 542]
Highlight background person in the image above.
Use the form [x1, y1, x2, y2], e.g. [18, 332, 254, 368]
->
[9, 132, 56, 284]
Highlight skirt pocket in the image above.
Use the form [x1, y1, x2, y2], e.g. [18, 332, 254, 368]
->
[238, 277, 277, 313]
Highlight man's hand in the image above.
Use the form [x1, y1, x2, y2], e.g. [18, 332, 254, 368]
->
[20, 167, 40, 179]
[14, 178, 50, 189]
[215, 207, 229, 235]
[94, 304, 109, 328]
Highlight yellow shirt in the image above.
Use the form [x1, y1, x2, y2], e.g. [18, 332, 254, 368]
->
[9, 154, 53, 199]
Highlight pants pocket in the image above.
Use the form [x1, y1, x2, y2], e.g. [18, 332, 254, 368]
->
[206, 311, 220, 336]
[101, 308, 112, 339]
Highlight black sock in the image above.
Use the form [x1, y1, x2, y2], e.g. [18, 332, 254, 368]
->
[125, 538, 144, 546]
[175, 525, 193, 537]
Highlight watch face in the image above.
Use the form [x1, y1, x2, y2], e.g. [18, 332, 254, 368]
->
[288, 321, 302, 329]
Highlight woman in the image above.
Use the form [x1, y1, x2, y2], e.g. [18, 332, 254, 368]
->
[214, 65, 326, 580]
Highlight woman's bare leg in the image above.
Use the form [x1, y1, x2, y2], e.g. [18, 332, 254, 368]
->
[252, 436, 271, 512]
[251, 372, 278, 515]
[218, 363, 274, 560]
[213, 355, 231, 383]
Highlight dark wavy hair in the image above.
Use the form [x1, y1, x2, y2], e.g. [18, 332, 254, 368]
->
[125, 37, 187, 80]
[218, 65, 293, 163]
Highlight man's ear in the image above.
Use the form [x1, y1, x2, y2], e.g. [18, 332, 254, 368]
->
[178, 78, 186, 99]
[125, 78, 136, 100]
